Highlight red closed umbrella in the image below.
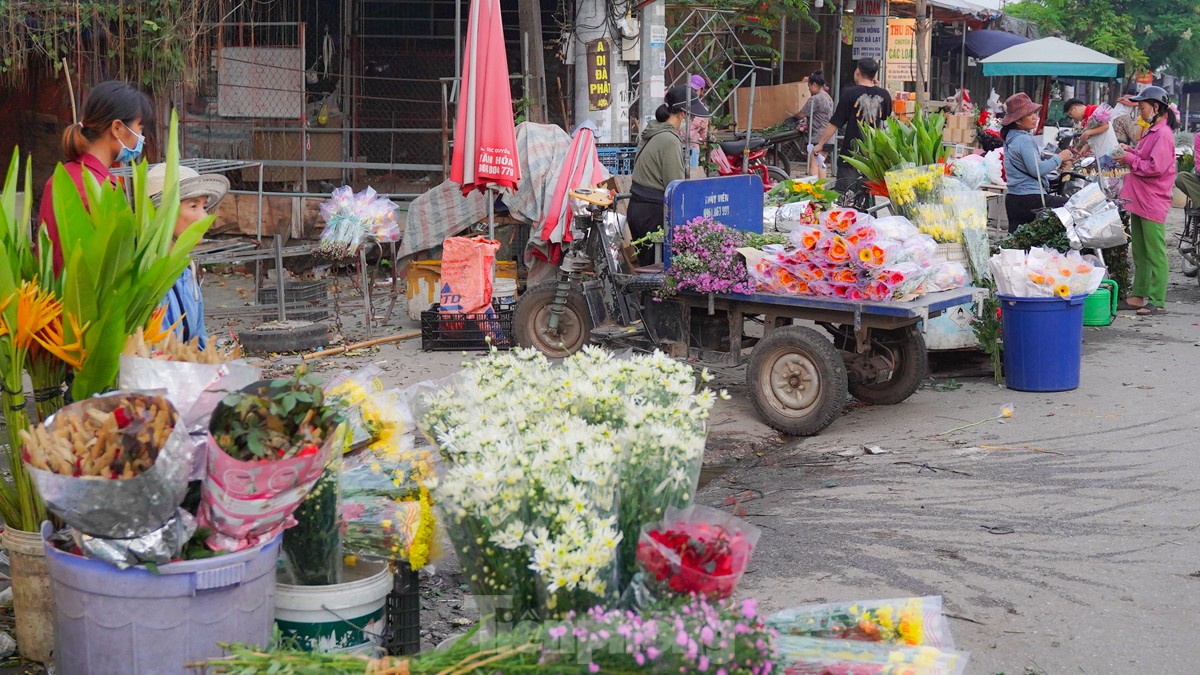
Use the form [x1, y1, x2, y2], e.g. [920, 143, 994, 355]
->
[540, 125, 607, 260]
[450, 0, 520, 238]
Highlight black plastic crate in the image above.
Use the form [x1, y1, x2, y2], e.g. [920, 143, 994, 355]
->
[383, 561, 421, 656]
[257, 280, 330, 321]
[420, 303, 515, 351]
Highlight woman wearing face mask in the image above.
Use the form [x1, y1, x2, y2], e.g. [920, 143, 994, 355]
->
[38, 80, 154, 273]
[628, 85, 708, 266]
[1114, 86, 1179, 316]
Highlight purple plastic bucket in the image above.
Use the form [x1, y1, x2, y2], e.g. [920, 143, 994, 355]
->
[42, 522, 280, 675]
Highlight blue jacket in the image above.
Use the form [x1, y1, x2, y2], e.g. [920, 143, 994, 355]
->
[162, 264, 207, 349]
[1003, 129, 1062, 196]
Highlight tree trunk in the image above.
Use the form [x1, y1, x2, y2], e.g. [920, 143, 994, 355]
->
[914, 0, 930, 108]
[517, 0, 547, 123]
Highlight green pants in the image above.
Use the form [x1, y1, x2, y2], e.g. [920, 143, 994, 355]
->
[1129, 213, 1168, 307]
[1178, 171, 1200, 208]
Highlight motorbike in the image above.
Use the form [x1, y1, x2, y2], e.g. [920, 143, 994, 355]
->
[1179, 200, 1200, 278]
[709, 137, 790, 188]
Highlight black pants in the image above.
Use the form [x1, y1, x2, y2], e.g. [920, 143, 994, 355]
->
[626, 197, 664, 267]
[1005, 193, 1069, 233]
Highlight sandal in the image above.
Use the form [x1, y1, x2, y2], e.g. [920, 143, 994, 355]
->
[1136, 305, 1166, 316]
[1117, 299, 1147, 311]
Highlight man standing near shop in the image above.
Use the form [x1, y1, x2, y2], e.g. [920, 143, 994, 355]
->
[812, 57, 892, 188]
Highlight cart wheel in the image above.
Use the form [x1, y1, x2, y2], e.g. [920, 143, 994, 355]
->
[747, 326, 848, 436]
[847, 326, 928, 405]
[766, 165, 790, 185]
[514, 280, 593, 358]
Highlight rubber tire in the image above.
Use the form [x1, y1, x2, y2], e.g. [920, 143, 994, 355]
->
[238, 321, 329, 354]
[514, 280, 594, 358]
[766, 165, 790, 185]
[746, 325, 848, 436]
[768, 149, 791, 178]
[847, 326, 929, 406]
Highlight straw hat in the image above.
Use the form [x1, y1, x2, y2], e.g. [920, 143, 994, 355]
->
[1000, 93, 1042, 127]
[145, 164, 230, 212]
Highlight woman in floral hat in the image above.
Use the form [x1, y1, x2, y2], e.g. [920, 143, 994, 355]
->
[1000, 92, 1074, 232]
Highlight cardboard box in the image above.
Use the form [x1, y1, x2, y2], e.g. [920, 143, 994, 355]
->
[733, 81, 812, 130]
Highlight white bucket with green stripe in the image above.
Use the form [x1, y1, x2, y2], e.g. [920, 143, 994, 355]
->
[275, 560, 393, 654]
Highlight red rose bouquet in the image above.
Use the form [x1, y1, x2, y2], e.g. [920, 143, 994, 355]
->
[635, 504, 761, 599]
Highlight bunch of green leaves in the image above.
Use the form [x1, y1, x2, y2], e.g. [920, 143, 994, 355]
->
[1178, 148, 1195, 176]
[1102, 242, 1132, 301]
[54, 111, 213, 400]
[971, 279, 1004, 386]
[841, 111, 949, 194]
[994, 210, 1071, 253]
[210, 368, 343, 462]
[743, 231, 788, 248]
[765, 177, 839, 207]
[281, 467, 343, 586]
[0, 150, 47, 531]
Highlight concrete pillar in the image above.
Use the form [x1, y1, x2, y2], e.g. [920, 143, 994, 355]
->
[638, 0, 667, 132]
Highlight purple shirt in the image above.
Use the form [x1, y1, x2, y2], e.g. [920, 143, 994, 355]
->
[1119, 119, 1177, 224]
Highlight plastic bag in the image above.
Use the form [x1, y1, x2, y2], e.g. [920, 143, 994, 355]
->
[821, 208, 872, 235]
[776, 636, 969, 675]
[635, 504, 761, 599]
[925, 261, 968, 292]
[872, 215, 920, 241]
[767, 596, 956, 649]
[788, 225, 827, 251]
[439, 236, 501, 315]
[1074, 203, 1128, 249]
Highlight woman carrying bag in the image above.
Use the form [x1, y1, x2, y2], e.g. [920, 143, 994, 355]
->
[1001, 93, 1074, 233]
[1114, 86, 1179, 316]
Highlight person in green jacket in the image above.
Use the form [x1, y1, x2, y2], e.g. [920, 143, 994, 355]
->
[628, 85, 708, 266]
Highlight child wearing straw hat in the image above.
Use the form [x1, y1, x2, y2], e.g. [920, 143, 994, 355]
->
[146, 164, 230, 348]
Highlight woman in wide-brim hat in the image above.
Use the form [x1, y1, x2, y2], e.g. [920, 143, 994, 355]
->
[145, 163, 231, 348]
[1000, 92, 1075, 233]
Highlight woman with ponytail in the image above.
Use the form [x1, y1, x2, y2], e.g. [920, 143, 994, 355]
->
[1114, 86, 1178, 316]
[37, 80, 154, 272]
[628, 85, 708, 266]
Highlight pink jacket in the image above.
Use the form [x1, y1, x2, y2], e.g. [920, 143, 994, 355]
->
[1119, 119, 1177, 223]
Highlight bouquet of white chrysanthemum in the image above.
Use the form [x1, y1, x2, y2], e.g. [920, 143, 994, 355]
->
[419, 347, 715, 619]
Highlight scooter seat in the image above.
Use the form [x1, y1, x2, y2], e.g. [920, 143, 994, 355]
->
[719, 138, 767, 156]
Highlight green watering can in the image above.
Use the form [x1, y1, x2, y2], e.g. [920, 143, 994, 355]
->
[1083, 280, 1118, 326]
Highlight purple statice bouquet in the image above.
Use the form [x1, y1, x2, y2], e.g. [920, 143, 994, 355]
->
[663, 216, 756, 297]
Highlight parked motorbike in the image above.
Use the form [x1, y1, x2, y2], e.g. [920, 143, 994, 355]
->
[1179, 201, 1200, 278]
[709, 137, 789, 188]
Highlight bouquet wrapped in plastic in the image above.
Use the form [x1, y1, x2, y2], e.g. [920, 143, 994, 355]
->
[635, 504, 761, 599]
[989, 247, 1105, 299]
[767, 596, 956, 648]
[884, 164, 946, 219]
[776, 636, 969, 675]
[316, 186, 400, 259]
[22, 392, 195, 567]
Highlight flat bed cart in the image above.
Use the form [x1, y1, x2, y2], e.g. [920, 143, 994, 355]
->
[656, 287, 982, 436]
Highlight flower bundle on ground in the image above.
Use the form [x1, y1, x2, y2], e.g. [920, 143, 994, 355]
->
[636, 505, 761, 599]
[419, 348, 714, 618]
[662, 216, 756, 297]
[765, 178, 838, 209]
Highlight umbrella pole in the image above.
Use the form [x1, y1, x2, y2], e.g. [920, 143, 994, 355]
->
[488, 187, 496, 241]
[1038, 76, 1050, 133]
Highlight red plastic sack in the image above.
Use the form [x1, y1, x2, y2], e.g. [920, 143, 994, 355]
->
[439, 236, 500, 315]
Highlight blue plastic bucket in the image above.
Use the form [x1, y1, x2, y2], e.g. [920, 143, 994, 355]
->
[43, 522, 281, 675]
[999, 294, 1086, 392]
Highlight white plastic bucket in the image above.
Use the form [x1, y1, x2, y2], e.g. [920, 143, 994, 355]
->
[275, 560, 393, 654]
[492, 277, 518, 309]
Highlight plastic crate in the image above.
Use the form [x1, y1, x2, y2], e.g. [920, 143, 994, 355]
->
[598, 144, 638, 175]
[420, 303, 515, 351]
[257, 280, 330, 321]
[383, 562, 421, 656]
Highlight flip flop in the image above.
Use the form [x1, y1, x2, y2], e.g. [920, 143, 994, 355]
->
[1117, 299, 1147, 311]
[1136, 305, 1166, 316]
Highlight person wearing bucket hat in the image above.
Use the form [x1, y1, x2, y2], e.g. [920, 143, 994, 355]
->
[1001, 92, 1074, 232]
[146, 163, 230, 348]
[1114, 85, 1178, 316]
[628, 86, 708, 266]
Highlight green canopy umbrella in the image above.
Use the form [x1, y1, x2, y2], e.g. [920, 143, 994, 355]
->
[980, 36, 1124, 130]
[979, 37, 1125, 81]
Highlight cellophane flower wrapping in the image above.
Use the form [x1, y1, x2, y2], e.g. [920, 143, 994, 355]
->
[767, 596, 956, 649]
[663, 216, 756, 296]
[316, 185, 400, 259]
[989, 247, 1105, 299]
[746, 210, 952, 301]
[635, 504, 761, 599]
[535, 598, 777, 674]
[884, 164, 946, 220]
[26, 392, 196, 567]
[418, 348, 713, 619]
[776, 636, 969, 675]
[280, 458, 343, 585]
[198, 423, 346, 552]
[118, 356, 261, 481]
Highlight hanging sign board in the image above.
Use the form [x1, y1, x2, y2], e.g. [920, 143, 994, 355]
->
[852, 16, 886, 60]
[885, 18, 917, 87]
[587, 39, 612, 111]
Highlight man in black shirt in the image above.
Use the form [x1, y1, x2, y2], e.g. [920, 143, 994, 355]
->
[812, 57, 892, 183]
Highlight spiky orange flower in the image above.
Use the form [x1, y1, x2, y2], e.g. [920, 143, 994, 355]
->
[0, 281, 61, 353]
[144, 304, 182, 345]
[32, 311, 88, 370]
